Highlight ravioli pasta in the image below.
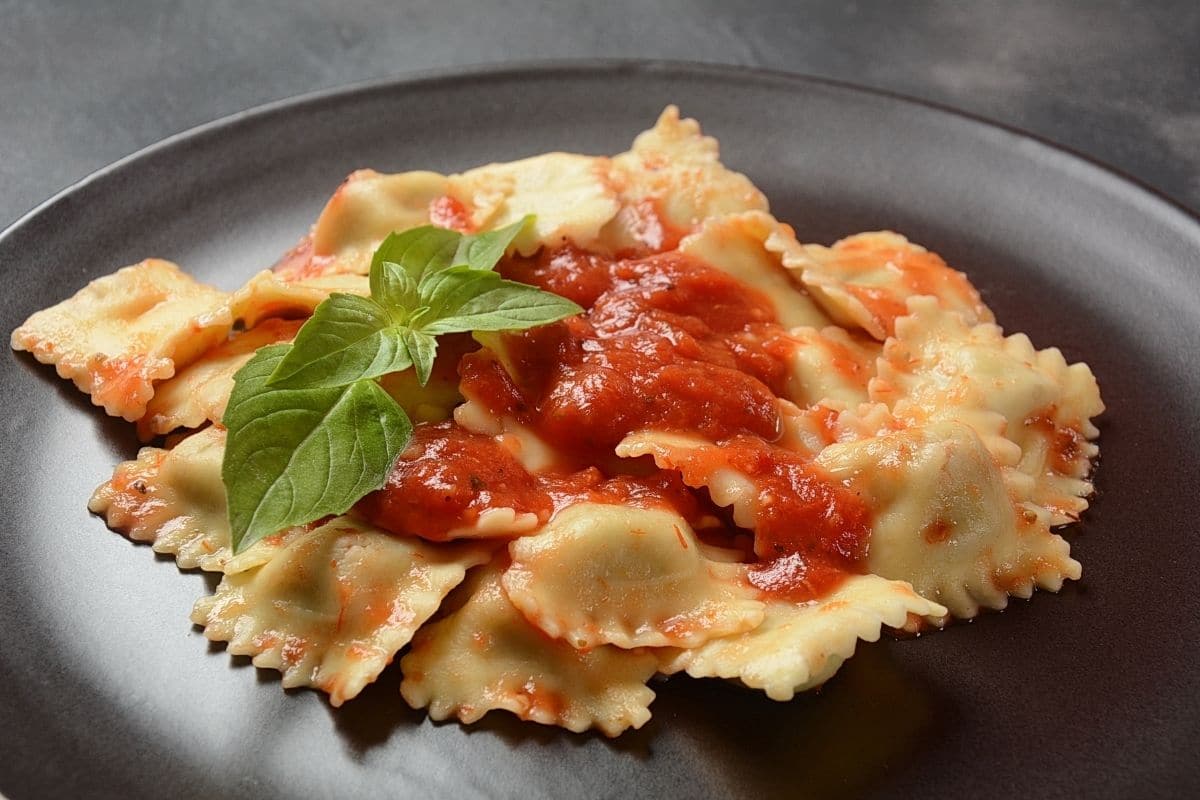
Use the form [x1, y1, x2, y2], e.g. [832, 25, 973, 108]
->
[192, 517, 492, 706]
[502, 504, 765, 649]
[14, 106, 1103, 736]
[11, 259, 228, 421]
[401, 560, 659, 736]
[659, 574, 947, 701]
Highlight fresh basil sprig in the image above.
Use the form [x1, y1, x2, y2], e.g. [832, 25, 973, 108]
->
[222, 216, 582, 553]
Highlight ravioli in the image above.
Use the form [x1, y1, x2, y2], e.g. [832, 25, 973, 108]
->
[192, 517, 491, 706]
[88, 426, 285, 573]
[677, 211, 829, 328]
[308, 169, 450, 277]
[11, 259, 228, 420]
[222, 270, 370, 329]
[138, 318, 303, 440]
[782, 326, 880, 408]
[607, 105, 768, 250]
[816, 421, 1081, 618]
[779, 231, 994, 340]
[872, 296, 1103, 524]
[400, 561, 659, 736]
[16, 106, 1104, 737]
[617, 431, 762, 531]
[502, 503, 765, 649]
[660, 574, 947, 700]
[447, 153, 621, 255]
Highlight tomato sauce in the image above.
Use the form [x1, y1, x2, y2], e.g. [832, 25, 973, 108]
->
[360, 245, 875, 602]
[747, 553, 848, 603]
[357, 422, 704, 541]
[428, 195, 475, 233]
[269, 234, 337, 281]
[462, 248, 791, 462]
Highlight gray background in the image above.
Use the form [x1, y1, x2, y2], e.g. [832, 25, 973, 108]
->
[1, 0, 1198, 229]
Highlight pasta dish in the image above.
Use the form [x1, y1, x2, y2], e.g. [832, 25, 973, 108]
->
[10, 107, 1103, 736]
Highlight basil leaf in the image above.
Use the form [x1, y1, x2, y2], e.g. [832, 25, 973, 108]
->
[417, 265, 499, 321]
[419, 267, 582, 334]
[399, 328, 438, 386]
[369, 226, 460, 287]
[222, 344, 412, 553]
[373, 260, 419, 311]
[452, 215, 533, 271]
[267, 294, 413, 389]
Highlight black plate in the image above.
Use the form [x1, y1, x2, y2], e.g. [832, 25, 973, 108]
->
[2, 62, 1198, 800]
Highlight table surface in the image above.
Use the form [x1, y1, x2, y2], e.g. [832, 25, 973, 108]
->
[1, 0, 1198, 231]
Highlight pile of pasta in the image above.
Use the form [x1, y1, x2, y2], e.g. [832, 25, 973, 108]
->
[11, 107, 1102, 736]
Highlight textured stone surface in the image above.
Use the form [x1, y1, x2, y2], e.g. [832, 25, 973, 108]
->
[1, 0, 1197, 228]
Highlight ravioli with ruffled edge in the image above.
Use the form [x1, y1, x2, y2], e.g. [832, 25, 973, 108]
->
[11, 106, 1102, 736]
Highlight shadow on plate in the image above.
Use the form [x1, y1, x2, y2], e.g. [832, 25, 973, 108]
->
[11, 350, 142, 459]
[308, 635, 953, 797]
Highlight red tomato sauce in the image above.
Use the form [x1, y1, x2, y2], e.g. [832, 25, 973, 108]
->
[357, 422, 705, 541]
[634, 434, 871, 566]
[428, 195, 475, 233]
[462, 248, 792, 462]
[361, 245, 874, 602]
[268, 234, 337, 281]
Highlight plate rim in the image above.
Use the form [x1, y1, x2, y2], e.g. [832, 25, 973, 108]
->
[3, 58, 1198, 251]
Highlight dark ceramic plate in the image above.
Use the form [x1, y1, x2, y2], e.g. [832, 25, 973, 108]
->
[2, 63, 1198, 800]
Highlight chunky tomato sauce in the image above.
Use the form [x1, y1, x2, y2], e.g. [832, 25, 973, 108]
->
[357, 422, 703, 541]
[463, 248, 792, 462]
[358, 245, 874, 602]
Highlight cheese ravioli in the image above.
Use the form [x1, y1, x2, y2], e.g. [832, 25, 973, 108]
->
[192, 517, 491, 706]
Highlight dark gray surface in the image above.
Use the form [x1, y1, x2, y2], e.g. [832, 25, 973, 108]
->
[1, 0, 1198, 229]
[1, 64, 1199, 800]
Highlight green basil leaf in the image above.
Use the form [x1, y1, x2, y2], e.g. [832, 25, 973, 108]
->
[222, 344, 412, 553]
[373, 260, 419, 310]
[369, 226, 461, 288]
[417, 265, 499, 320]
[419, 267, 582, 334]
[399, 328, 438, 386]
[267, 294, 413, 389]
[452, 215, 533, 271]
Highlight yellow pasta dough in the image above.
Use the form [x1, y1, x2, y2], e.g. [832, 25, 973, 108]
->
[781, 231, 994, 340]
[660, 574, 947, 700]
[816, 420, 1081, 618]
[192, 517, 492, 706]
[872, 296, 1103, 524]
[502, 503, 765, 649]
[88, 426, 285, 573]
[137, 318, 303, 440]
[782, 325, 880, 408]
[448, 153, 621, 256]
[607, 105, 768, 250]
[11, 259, 228, 421]
[400, 561, 659, 736]
[677, 211, 830, 328]
[309, 169, 449, 277]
